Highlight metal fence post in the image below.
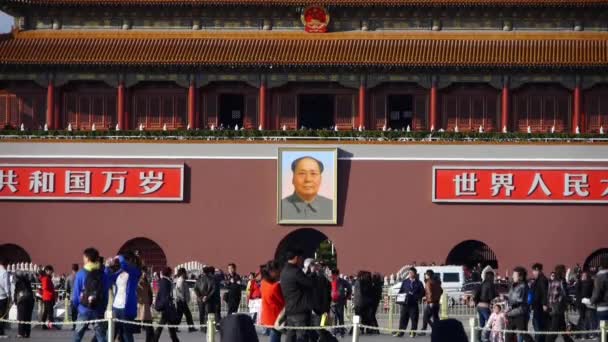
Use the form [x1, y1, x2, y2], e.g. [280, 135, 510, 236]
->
[351, 315, 360, 342]
[440, 292, 449, 319]
[207, 313, 216, 342]
[601, 320, 606, 342]
[388, 297, 394, 330]
[106, 309, 114, 342]
[469, 317, 477, 342]
[64, 298, 70, 323]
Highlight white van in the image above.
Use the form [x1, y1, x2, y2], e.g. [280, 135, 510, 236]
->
[389, 265, 466, 301]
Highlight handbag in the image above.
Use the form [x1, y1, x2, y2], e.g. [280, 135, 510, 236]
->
[396, 293, 408, 305]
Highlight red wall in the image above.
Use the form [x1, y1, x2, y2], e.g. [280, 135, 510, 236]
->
[0, 157, 606, 276]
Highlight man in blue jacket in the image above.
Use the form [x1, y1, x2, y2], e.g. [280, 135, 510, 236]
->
[72, 247, 112, 342]
[108, 252, 142, 342]
[394, 267, 424, 338]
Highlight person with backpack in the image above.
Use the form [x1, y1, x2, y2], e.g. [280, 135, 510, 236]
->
[109, 252, 143, 342]
[154, 267, 180, 342]
[72, 247, 112, 342]
[545, 265, 573, 342]
[13, 272, 34, 338]
[330, 269, 351, 338]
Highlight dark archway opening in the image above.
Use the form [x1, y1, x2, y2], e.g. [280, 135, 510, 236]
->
[584, 248, 608, 271]
[387, 94, 413, 130]
[299, 94, 335, 129]
[0, 244, 31, 264]
[446, 240, 498, 271]
[118, 237, 167, 274]
[219, 93, 245, 129]
[275, 228, 337, 268]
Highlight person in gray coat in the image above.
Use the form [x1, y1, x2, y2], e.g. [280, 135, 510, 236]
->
[175, 268, 196, 332]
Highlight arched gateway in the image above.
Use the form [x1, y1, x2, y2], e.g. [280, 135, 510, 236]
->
[584, 248, 608, 270]
[0, 244, 31, 264]
[275, 228, 335, 266]
[446, 240, 499, 269]
[118, 237, 167, 273]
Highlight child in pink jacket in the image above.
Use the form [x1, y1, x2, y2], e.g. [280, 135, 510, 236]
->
[486, 304, 507, 342]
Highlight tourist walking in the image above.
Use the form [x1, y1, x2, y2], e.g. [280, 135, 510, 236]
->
[0, 258, 9, 339]
[224, 263, 243, 315]
[136, 270, 154, 342]
[530, 263, 549, 342]
[590, 256, 608, 335]
[248, 269, 263, 325]
[110, 252, 142, 342]
[474, 270, 498, 342]
[545, 265, 573, 342]
[504, 267, 533, 342]
[39, 265, 57, 330]
[330, 269, 351, 338]
[577, 271, 597, 340]
[153, 267, 179, 342]
[261, 260, 286, 342]
[67, 264, 79, 331]
[194, 266, 218, 333]
[73, 247, 112, 342]
[13, 272, 34, 338]
[369, 273, 384, 334]
[175, 268, 196, 332]
[422, 270, 443, 333]
[394, 267, 424, 338]
[281, 248, 314, 342]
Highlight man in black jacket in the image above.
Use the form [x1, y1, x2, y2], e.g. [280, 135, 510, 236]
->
[194, 266, 218, 333]
[531, 263, 549, 342]
[281, 249, 314, 342]
[224, 263, 243, 315]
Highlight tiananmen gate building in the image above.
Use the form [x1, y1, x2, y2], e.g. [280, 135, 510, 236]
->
[0, 0, 607, 275]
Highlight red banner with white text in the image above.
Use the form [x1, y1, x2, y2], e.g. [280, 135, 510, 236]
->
[433, 167, 608, 203]
[0, 164, 183, 201]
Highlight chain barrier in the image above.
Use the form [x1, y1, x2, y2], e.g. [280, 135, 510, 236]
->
[0, 317, 108, 326]
[474, 326, 602, 335]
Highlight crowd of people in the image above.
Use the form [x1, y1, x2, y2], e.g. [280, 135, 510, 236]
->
[0, 249, 606, 342]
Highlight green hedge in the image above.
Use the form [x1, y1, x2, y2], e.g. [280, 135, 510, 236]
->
[0, 129, 605, 141]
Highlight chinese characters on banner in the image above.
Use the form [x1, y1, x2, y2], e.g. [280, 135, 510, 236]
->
[0, 164, 184, 201]
[433, 167, 608, 203]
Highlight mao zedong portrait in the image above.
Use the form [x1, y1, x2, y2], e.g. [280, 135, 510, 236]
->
[281, 156, 333, 221]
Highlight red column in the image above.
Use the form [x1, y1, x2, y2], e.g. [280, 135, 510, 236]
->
[501, 81, 510, 132]
[53, 87, 61, 129]
[429, 80, 438, 131]
[358, 82, 366, 129]
[573, 84, 581, 134]
[46, 81, 54, 129]
[259, 80, 267, 130]
[188, 80, 196, 129]
[117, 81, 125, 130]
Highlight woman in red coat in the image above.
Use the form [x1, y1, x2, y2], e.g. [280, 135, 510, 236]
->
[261, 261, 285, 342]
[39, 265, 57, 330]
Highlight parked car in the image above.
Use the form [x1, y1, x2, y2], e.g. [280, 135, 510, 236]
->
[390, 265, 466, 305]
